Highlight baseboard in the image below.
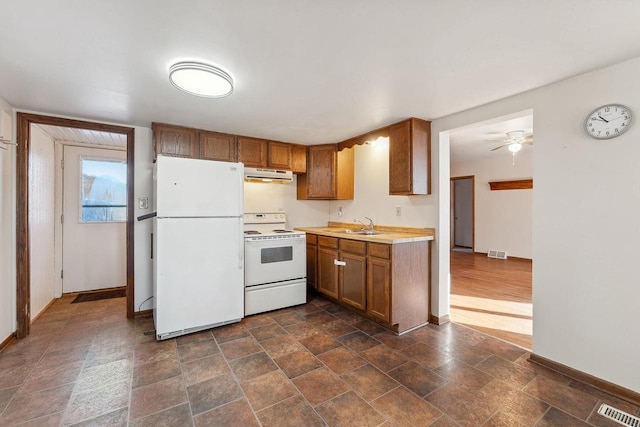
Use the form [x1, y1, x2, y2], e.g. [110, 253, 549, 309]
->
[429, 314, 450, 325]
[529, 353, 640, 406]
[135, 309, 153, 318]
[0, 333, 16, 353]
[30, 298, 58, 324]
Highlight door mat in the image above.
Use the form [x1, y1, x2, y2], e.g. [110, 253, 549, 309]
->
[71, 289, 126, 303]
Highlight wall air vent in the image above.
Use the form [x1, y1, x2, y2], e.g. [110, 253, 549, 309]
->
[487, 250, 508, 259]
[597, 404, 640, 427]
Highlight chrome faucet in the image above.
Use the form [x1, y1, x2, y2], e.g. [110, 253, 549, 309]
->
[355, 217, 375, 233]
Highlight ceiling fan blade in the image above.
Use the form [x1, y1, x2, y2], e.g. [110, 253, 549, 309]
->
[490, 143, 510, 151]
[523, 140, 533, 146]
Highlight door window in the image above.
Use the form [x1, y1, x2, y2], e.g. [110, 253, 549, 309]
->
[80, 158, 127, 222]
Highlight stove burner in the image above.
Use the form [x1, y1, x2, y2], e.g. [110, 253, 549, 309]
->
[272, 229, 293, 233]
[244, 230, 261, 235]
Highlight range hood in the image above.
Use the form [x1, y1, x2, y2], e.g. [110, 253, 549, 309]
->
[244, 167, 293, 183]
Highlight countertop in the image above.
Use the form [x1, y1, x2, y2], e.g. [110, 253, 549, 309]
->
[295, 222, 435, 244]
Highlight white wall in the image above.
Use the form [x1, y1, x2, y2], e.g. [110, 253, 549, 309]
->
[0, 97, 15, 343]
[451, 150, 533, 259]
[28, 125, 56, 318]
[244, 177, 330, 228]
[133, 127, 154, 312]
[433, 57, 640, 392]
[328, 143, 437, 227]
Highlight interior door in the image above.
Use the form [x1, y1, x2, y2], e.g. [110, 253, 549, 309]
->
[453, 177, 474, 248]
[62, 145, 127, 293]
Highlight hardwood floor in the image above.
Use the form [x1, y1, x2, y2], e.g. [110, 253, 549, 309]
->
[450, 251, 532, 349]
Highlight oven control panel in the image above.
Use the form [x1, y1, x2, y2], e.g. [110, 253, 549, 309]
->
[244, 212, 286, 225]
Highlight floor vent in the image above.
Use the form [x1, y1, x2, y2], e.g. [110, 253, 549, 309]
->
[487, 250, 508, 259]
[598, 403, 640, 427]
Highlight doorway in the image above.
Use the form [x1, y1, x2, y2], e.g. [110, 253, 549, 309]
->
[451, 176, 474, 252]
[61, 145, 127, 293]
[16, 113, 135, 338]
[446, 111, 534, 349]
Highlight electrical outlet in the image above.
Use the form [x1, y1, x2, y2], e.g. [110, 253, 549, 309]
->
[395, 206, 401, 216]
[338, 207, 343, 217]
[139, 197, 149, 210]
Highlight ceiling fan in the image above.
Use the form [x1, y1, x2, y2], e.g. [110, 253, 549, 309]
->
[487, 130, 533, 152]
[485, 130, 533, 164]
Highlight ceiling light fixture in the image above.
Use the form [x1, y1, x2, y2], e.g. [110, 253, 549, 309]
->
[169, 61, 234, 98]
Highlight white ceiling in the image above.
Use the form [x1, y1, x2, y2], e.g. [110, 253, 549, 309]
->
[2, 1, 640, 147]
[450, 115, 533, 163]
[35, 124, 126, 149]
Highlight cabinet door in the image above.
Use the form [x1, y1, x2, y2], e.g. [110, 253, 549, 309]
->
[291, 144, 307, 174]
[367, 257, 391, 323]
[388, 120, 412, 194]
[238, 137, 267, 167]
[267, 141, 291, 169]
[317, 247, 339, 299]
[307, 145, 337, 199]
[306, 243, 318, 290]
[200, 131, 237, 162]
[153, 124, 198, 159]
[339, 252, 367, 311]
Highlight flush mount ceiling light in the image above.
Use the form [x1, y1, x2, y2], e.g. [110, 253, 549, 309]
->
[169, 62, 233, 98]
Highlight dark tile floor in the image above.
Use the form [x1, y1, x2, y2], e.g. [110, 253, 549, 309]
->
[0, 293, 638, 426]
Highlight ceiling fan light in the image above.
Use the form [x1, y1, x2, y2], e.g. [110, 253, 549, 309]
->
[508, 143, 522, 153]
[169, 62, 233, 98]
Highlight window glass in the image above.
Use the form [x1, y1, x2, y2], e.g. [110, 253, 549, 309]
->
[81, 158, 127, 222]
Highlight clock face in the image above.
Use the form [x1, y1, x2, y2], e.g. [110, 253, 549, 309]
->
[584, 104, 633, 139]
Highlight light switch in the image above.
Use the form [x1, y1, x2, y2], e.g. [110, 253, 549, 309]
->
[139, 197, 149, 210]
[395, 206, 401, 216]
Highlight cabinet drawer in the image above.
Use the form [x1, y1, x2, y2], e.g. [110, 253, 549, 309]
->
[368, 243, 390, 260]
[318, 236, 338, 249]
[339, 239, 366, 255]
[306, 234, 318, 245]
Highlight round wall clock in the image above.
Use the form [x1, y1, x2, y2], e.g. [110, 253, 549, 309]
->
[583, 104, 633, 139]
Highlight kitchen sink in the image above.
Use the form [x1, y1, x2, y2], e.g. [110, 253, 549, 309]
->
[336, 229, 382, 235]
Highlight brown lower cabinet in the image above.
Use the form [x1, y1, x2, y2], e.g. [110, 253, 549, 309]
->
[306, 234, 318, 289]
[311, 234, 430, 333]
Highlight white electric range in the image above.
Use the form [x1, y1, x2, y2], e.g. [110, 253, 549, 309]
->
[243, 212, 307, 315]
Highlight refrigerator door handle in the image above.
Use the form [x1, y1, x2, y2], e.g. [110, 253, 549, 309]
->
[239, 231, 244, 269]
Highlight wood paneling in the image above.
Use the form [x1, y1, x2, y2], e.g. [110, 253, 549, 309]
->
[238, 136, 267, 167]
[16, 113, 136, 340]
[489, 179, 533, 190]
[199, 131, 237, 162]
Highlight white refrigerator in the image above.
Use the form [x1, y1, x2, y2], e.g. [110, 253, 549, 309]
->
[153, 156, 244, 340]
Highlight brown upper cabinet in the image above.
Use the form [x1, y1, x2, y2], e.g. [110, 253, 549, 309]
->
[297, 144, 354, 200]
[388, 118, 431, 195]
[290, 144, 307, 174]
[237, 136, 267, 168]
[267, 141, 291, 170]
[153, 123, 198, 159]
[199, 131, 237, 162]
